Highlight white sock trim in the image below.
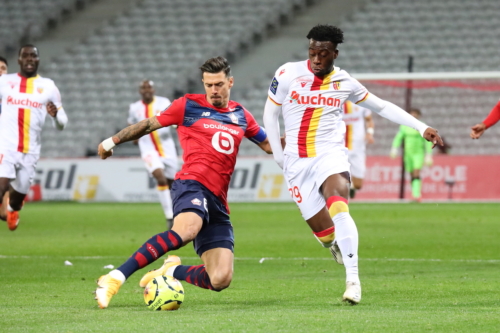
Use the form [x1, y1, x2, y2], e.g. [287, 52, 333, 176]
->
[109, 269, 126, 283]
[166, 265, 179, 277]
[7, 204, 15, 212]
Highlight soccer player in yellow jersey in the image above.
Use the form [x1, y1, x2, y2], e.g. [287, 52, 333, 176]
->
[128, 80, 178, 229]
[0, 45, 68, 230]
[263, 25, 443, 304]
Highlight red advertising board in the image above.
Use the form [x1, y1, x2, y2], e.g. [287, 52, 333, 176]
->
[354, 155, 500, 201]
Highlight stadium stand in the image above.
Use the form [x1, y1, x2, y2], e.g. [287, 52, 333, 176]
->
[232, 0, 500, 156]
[37, 0, 312, 157]
[12, 0, 498, 157]
[0, 0, 91, 57]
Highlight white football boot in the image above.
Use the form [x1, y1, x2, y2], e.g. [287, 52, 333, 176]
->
[342, 281, 361, 305]
[329, 240, 344, 265]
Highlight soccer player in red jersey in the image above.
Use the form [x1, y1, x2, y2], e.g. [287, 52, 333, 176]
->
[94, 57, 272, 309]
[470, 101, 500, 139]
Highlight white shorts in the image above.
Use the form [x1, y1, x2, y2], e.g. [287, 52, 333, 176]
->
[0, 151, 39, 194]
[142, 152, 178, 179]
[347, 149, 366, 179]
[283, 145, 351, 220]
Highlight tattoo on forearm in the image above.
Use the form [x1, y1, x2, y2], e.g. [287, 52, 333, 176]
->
[114, 117, 162, 144]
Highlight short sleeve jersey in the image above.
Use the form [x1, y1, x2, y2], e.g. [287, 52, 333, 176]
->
[128, 96, 176, 158]
[0, 73, 63, 154]
[268, 60, 369, 158]
[343, 101, 371, 152]
[156, 94, 261, 209]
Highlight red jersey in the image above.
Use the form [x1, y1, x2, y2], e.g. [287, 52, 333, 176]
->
[156, 94, 262, 209]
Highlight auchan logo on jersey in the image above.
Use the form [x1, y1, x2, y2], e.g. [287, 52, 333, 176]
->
[289, 91, 340, 107]
[6, 96, 43, 109]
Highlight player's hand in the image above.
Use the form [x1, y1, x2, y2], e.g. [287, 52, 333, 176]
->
[470, 123, 486, 139]
[425, 154, 433, 166]
[46, 102, 58, 117]
[97, 143, 113, 160]
[390, 147, 398, 159]
[423, 127, 444, 148]
[365, 133, 375, 144]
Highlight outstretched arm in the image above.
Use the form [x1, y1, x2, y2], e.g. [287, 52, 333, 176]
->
[358, 94, 443, 148]
[98, 117, 163, 159]
[263, 97, 284, 168]
[470, 101, 500, 139]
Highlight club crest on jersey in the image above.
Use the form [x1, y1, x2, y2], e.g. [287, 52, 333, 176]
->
[269, 77, 279, 95]
[229, 112, 239, 124]
[332, 81, 341, 90]
[288, 91, 341, 107]
[8, 82, 16, 89]
[295, 76, 313, 88]
[191, 198, 202, 206]
[37, 87, 44, 94]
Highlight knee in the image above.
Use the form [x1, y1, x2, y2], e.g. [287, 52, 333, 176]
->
[210, 269, 233, 291]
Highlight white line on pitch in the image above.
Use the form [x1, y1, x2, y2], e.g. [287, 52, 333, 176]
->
[0, 255, 499, 263]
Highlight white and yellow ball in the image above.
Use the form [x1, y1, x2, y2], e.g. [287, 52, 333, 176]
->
[143, 275, 184, 311]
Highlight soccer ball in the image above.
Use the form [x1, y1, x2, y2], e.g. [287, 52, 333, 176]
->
[143, 275, 184, 311]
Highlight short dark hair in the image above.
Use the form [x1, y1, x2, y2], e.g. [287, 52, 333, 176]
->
[200, 56, 231, 78]
[306, 24, 344, 45]
[0, 56, 7, 66]
[410, 107, 422, 115]
[18, 44, 38, 56]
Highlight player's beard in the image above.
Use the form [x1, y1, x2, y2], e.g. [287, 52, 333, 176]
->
[211, 96, 223, 107]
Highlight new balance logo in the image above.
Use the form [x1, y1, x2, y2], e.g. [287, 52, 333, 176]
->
[202, 112, 211, 116]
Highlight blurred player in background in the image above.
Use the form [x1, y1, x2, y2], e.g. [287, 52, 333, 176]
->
[470, 100, 500, 139]
[342, 101, 374, 199]
[0, 56, 7, 115]
[263, 25, 443, 304]
[0, 45, 68, 230]
[0, 56, 7, 76]
[128, 79, 178, 229]
[95, 56, 272, 309]
[390, 108, 433, 202]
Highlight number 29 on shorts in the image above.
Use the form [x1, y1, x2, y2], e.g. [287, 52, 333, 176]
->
[288, 186, 302, 203]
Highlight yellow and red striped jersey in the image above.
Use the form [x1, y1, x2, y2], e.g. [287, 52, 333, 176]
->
[268, 60, 368, 158]
[343, 101, 371, 151]
[128, 96, 177, 159]
[0, 73, 64, 154]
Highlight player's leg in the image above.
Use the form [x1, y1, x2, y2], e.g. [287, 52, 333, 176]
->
[408, 154, 424, 201]
[347, 151, 365, 199]
[321, 172, 361, 304]
[4, 153, 36, 230]
[0, 152, 18, 222]
[95, 211, 197, 308]
[154, 190, 234, 291]
[151, 168, 174, 229]
[0, 178, 10, 220]
[95, 179, 206, 308]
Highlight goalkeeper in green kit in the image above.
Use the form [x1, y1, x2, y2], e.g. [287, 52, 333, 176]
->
[390, 108, 433, 202]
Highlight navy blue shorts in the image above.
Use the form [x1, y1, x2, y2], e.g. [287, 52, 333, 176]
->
[171, 179, 234, 257]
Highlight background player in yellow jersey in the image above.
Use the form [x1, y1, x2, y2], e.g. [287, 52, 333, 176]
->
[342, 101, 374, 199]
[263, 25, 443, 304]
[391, 108, 433, 202]
[128, 80, 178, 229]
[0, 45, 68, 230]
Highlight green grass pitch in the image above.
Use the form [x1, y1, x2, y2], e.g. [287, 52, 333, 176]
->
[1, 202, 499, 332]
